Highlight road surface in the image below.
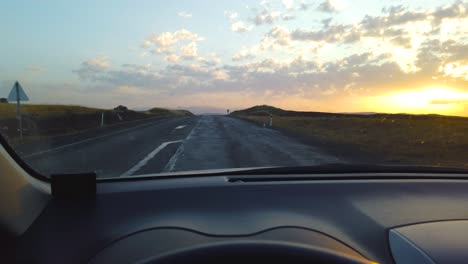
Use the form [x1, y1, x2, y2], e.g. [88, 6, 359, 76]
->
[21, 115, 339, 178]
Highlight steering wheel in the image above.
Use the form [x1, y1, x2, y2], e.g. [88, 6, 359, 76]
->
[142, 241, 371, 264]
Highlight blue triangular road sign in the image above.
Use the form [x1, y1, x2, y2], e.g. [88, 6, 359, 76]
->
[7, 81, 29, 101]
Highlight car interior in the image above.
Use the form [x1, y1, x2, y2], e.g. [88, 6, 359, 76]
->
[2, 135, 468, 264]
[2, 1, 468, 264]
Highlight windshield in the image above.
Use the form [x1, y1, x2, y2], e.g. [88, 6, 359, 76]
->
[1, 0, 467, 178]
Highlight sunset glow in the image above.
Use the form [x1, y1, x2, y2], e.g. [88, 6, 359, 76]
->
[1, 0, 468, 115]
[368, 87, 468, 115]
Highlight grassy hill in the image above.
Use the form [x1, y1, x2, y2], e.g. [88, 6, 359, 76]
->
[231, 104, 465, 120]
[231, 105, 468, 168]
[230, 104, 339, 117]
[148, 107, 193, 116]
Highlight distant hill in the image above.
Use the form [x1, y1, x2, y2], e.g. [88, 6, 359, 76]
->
[148, 107, 193, 116]
[179, 106, 226, 115]
[134, 106, 223, 115]
[230, 105, 467, 120]
[339, 112, 378, 115]
[230, 105, 345, 118]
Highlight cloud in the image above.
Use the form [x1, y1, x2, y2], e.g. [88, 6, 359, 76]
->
[299, 2, 310, 10]
[291, 24, 354, 43]
[415, 39, 468, 79]
[432, 1, 468, 22]
[165, 54, 180, 63]
[232, 49, 256, 61]
[321, 18, 332, 28]
[116, 85, 153, 95]
[212, 69, 230, 80]
[141, 29, 204, 61]
[141, 40, 152, 48]
[430, 99, 468, 105]
[282, 0, 295, 10]
[143, 29, 203, 49]
[180, 42, 198, 59]
[317, 0, 339, 13]
[177, 11, 192, 18]
[444, 40, 468, 63]
[73, 38, 468, 111]
[342, 53, 371, 66]
[85, 57, 110, 68]
[360, 8, 426, 36]
[70, 1, 468, 113]
[225, 0, 310, 32]
[153, 33, 179, 47]
[25, 65, 45, 73]
[121, 63, 152, 73]
[252, 10, 282, 25]
[256, 26, 293, 51]
[362, 2, 467, 37]
[284, 1, 468, 49]
[197, 54, 222, 67]
[75, 57, 236, 95]
[268, 26, 291, 46]
[282, 14, 295, 20]
[225, 11, 238, 21]
[74, 56, 111, 79]
[390, 36, 412, 49]
[231, 21, 253, 32]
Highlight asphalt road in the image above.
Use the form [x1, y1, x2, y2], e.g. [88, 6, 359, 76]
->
[22, 115, 339, 178]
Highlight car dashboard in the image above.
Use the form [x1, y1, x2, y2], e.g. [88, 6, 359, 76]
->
[6, 170, 468, 264]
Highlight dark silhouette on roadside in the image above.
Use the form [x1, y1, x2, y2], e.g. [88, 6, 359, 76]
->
[114, 105, 128, 112]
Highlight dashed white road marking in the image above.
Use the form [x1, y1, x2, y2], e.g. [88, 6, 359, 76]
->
[120, 140, 182, 177]
[162, 144, 184, 172]
[163, 116, 204, 172]
[175, 125, 186, 130]
[186, 116, 203, 140]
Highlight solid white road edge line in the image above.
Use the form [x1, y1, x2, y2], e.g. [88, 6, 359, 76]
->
[120, 140, 182, 177]
[23, 117, 182, 158]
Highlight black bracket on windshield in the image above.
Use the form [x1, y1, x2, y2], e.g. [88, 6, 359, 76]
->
[50, 172, 96, 199]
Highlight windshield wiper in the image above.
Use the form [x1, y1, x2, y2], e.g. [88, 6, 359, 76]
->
[100, 163, 468, 182]
[222, 163, 468, 182]
[222, 163, 468, 176]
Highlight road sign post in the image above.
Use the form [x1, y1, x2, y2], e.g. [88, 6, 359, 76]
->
[17, 85, 22, 139]
[7, 81, 29, 140]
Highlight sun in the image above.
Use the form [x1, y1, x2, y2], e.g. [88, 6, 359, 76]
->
[367, 87, 468, 116]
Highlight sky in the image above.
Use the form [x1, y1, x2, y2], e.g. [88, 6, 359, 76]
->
[1, 0, 467, 115]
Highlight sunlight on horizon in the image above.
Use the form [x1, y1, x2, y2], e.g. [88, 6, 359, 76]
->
[366, 87, 468, 116]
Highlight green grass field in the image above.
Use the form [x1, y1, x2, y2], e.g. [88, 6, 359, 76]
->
[236, 110, 468, 168]
[0, 104, 104, 118]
